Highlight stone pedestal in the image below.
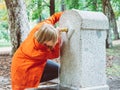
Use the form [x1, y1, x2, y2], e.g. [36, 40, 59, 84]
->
[59, 10, 109, 90]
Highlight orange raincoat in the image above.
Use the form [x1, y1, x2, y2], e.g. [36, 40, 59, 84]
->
[11, 12, 62, 90]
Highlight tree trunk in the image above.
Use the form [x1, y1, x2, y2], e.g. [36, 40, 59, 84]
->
[61, 0, 66, 11]
[5, 0, 30, 55]
[37, 0, 42, 22]
[112, 13, 119, 40]
[50, 0, 55, 15]
[92, 0, 97, 11]
[102, 0, 119, 47]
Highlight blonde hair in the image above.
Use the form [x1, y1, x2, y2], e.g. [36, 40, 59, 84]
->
[35, 23, 58, 44]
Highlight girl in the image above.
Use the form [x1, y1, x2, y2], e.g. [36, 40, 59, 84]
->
[11, 12, 63, 90]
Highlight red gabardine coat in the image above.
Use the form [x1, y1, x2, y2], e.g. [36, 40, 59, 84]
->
[11, 12, 62, 90]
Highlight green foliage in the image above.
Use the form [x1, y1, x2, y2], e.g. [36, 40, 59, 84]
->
[83, 0, 102, 11]
[0, 1, 9, 45]
[0, 8, 8, 30]
[65, 0, 81, 10]
[55, 0, 61, 12]
[64, 0, 103, 12]
[26, 0, 48, 21]
[25, 0, 120, 22]
[31, 0, 42, 20]
[0, 21, 8, 30]
[68, 0, 80, 9]
[111, 0, 120, 19]
[0, 30, 10, 41]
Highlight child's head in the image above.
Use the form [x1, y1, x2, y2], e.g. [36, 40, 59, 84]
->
[35, 23, 58, 49]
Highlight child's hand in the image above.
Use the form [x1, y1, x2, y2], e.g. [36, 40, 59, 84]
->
[60, 28, 68, 32]
[56, 27, 68, 36]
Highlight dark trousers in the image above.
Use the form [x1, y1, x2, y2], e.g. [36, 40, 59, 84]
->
[40, 60, 60, 82]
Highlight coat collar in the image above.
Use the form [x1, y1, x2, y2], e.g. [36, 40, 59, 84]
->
[34, 37, 49, 51]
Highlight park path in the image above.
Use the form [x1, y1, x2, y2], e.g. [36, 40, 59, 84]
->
[113, 39, 120, 46]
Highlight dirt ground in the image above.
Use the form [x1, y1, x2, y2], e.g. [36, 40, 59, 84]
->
[107, 55, 120, 90]
[0, 41, 120, 90]
[0, 55, 11, 90]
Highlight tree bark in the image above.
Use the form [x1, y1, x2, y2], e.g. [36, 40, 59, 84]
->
[5, 0, 30, 55]
[92, 0, 97, 11]
[50, 0, 55, 15]
[102, 0, 119, 47]
[61, 0, 66, 11]
[37, 0, 42, 22]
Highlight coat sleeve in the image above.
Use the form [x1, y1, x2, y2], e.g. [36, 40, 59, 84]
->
[44, 12, 63, 25]
[27, 12, 63, 37]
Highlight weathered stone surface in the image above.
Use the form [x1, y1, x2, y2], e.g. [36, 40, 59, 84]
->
[59, 10, 109, 90]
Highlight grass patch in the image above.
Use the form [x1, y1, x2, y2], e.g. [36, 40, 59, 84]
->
[106, 44, 120, 77]
[106, 63, 120, 76]
[106, 45, 120, 57]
